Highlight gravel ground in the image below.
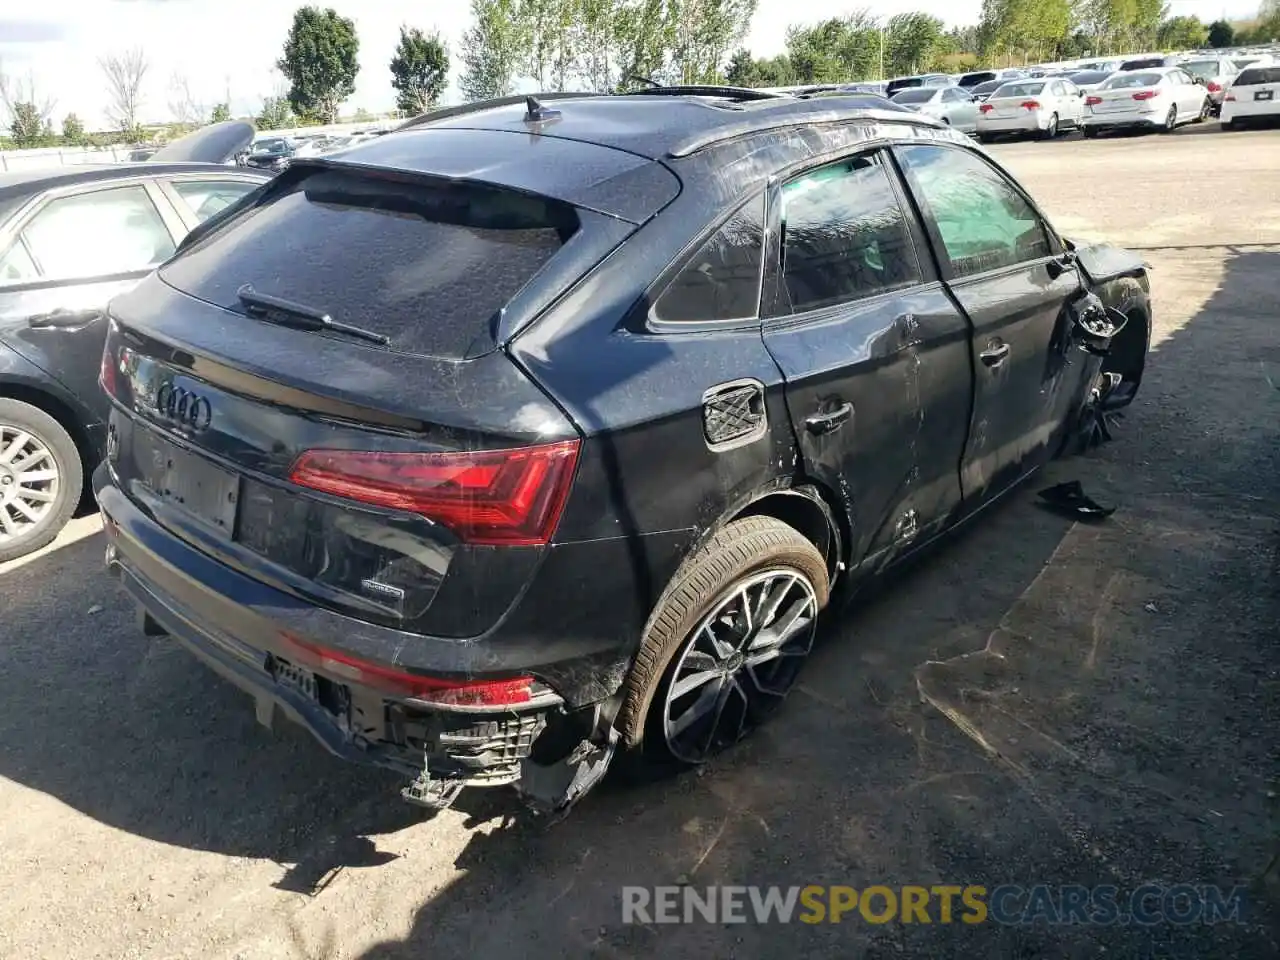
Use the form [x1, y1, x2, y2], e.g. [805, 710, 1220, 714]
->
[1, 124, 1278, 960]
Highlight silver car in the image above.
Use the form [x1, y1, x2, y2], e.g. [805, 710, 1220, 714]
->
[1178, 57, 1240, 112]
[889, 85, 979, 133]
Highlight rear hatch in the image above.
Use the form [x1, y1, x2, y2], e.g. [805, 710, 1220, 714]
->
[1227, 66, 1280, 113]
[1089, 73, 1164, 113]
[102, 139, 673, 638]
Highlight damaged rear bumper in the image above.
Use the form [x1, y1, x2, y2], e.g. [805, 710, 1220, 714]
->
[96, 467, 617, 813]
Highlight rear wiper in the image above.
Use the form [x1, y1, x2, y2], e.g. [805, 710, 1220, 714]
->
[236, 285, 390, 346]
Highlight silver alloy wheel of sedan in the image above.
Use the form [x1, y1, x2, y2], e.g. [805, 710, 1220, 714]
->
[662, 567, 818, 764]
[0, 424, 60, 544]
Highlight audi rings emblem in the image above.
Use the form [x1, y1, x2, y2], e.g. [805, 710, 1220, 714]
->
[155, 382, 213, 431]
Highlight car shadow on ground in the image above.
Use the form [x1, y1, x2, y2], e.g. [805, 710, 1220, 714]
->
[0, 253, 1277, 957]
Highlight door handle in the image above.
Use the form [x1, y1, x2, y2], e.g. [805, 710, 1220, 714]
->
[27, 308, 101, 330]
[805, 401, 854, 435]
[980, 342, 1011, 367]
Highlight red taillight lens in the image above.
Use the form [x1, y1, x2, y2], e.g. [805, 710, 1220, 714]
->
[1086, 95, 1103, 106]
[1207, 81, 1222, 93]
[289, 439, 580, 546]
[1132, 90, 1157, 100]
[99, 346, 119, 399]
[279, 634, 534, 705]
[979, 103, 994, 113]
[1225, 92, 1236, 101]
[1021, 100, 1041, 110]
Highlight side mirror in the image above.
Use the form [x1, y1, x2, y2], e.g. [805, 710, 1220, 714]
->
[1072, 300, 1128, 356]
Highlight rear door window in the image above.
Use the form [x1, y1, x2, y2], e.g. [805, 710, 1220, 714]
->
[169, 179, 259, 224]
[160, 167, 580, 360]
[772, 152, 922, 316]
[653, 196, 763, 324]
[1235, 67, 1280, 84]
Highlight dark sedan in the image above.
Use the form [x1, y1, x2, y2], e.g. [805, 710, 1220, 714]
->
[94, 90, 1151, 814]
[0, 121, 269, 561]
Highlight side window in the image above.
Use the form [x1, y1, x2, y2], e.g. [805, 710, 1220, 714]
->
[20, 185, 175, 281]
[170, 179, 258, 225]
[0, 241, 39, 286]
[775, 152, 922, 316]
[652, 195, 763, 324]
[897, 144, 1051, 279]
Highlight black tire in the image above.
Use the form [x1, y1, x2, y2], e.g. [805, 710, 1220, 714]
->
[616, 515, 829, 766]
[1162, 105, 1178, 133]
[0, 398, 83, 564]
[977, 133, 994, 144]
[1197, 98, 1212, 122]
[1042, 113, 1059, 139]
[1224, 119, 1241, 131]
[1082, 126, 1098, 139]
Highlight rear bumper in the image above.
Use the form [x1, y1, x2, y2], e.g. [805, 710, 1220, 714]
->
[977, 116, 1046, 134]
[94, 464, 568, 784]
[1082, 115, 1162, 130]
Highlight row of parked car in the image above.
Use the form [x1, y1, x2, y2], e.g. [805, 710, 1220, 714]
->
[777, 48, 1280, 141]
[234, 130, 389, 172]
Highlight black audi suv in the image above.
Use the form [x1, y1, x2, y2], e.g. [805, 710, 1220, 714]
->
[94, 89, 1151, 812]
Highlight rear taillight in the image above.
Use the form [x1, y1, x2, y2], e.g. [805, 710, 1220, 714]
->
[289, 439, 580, 546]
[1021, 100, 1041, 110]
[1207, 81, 1222, 93]
[1132, 90, 1157, 100]
[1086, 95, 1103, 106]
[979, 103, 994, 113]
[99, 346, 118, 399]
[280, 634, 534, 705]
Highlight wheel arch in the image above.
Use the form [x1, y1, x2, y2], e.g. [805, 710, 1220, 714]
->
[0, 378, 97, 472]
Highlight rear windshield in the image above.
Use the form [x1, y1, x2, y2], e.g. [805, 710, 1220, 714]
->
[160, 167, 579, 360]
[1103, 72, 1164, 89]
[1122, 58, 1165, 70]
[972, 80, 1002, 95]
[1235, 67, 1280, 85]
[960, 72, 996, 86]
[1069, 70, 1112, 85]
[891, 88, 937, 103]
[1180, 60, 1222, 79]
[992, 81, 1045, 99]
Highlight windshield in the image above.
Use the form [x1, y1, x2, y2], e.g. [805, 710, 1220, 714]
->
[1103, 72, 1164, 90]
[991, 81, 1046, 99]
[253, 139, 289, 153]
[1069, 71, 1112, 85]
[1181, 60, 1221, 80]
[960, 72, 996, 86]
[891, 88, 938, 104]
[972, 80, 1002, 95]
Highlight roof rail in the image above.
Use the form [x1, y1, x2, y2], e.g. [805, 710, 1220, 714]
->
[395, 91, 606, 132]
[614, 84, 786, 102]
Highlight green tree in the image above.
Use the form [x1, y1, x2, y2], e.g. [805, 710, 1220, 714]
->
[885, 12, 945, 76]
[277, 6, 359, 124]
[577, 0, 620, 91]
[210, 102, 232, 122]
[8, 102, 43, 147]
[1158, 15, 1207, 49]
[668, 0, 759, 84]
[390, 26, 450, 114]
[1206, 19, 1234, 46]
[460, 0, 530, 100]
[785, 13, 880, 83]
[61, 112, 86, 144]
[612, 0, 672, 88]
[256, 95, 295, 130]
[724, 48, 794, 86]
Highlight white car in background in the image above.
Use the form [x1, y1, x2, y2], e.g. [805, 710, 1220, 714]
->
[976, 77, 1085, 141]
[1221, 64, 1280, 130]
[1178, 56, 1241, 112]
[1082, 67, 1213, 136]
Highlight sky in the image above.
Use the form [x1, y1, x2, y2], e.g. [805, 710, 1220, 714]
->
[0, 0, 1264, 128]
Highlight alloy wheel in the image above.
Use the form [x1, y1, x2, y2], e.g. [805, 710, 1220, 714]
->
[0, 424, 60, 544]
[662, 568, 818, 764]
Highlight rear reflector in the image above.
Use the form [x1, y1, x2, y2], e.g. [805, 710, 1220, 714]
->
[1086, 95, 1103, 106]
[979, 103, 994, 113]
[1132, 90, 1157, 100]
[279, 634, 534, 705]
[289, 439, 580, 546]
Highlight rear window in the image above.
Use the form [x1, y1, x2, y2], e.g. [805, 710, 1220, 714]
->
[960, 72, 996, 86]
[1235, 67, 1280, 85]
[1103, 72, 1164, 89]
[972, 80, 1002, 95]
[1122, 58, 1165, 70]
[160, 167, 579, 360]
[1069, 71, 1112, 85]
[1181, 60, 1222, 80]
[892, 88, 937, 104]
[992, 81, 1045, 98]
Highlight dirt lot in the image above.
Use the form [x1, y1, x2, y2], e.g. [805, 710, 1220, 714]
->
[1, 126, 1278, 960]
